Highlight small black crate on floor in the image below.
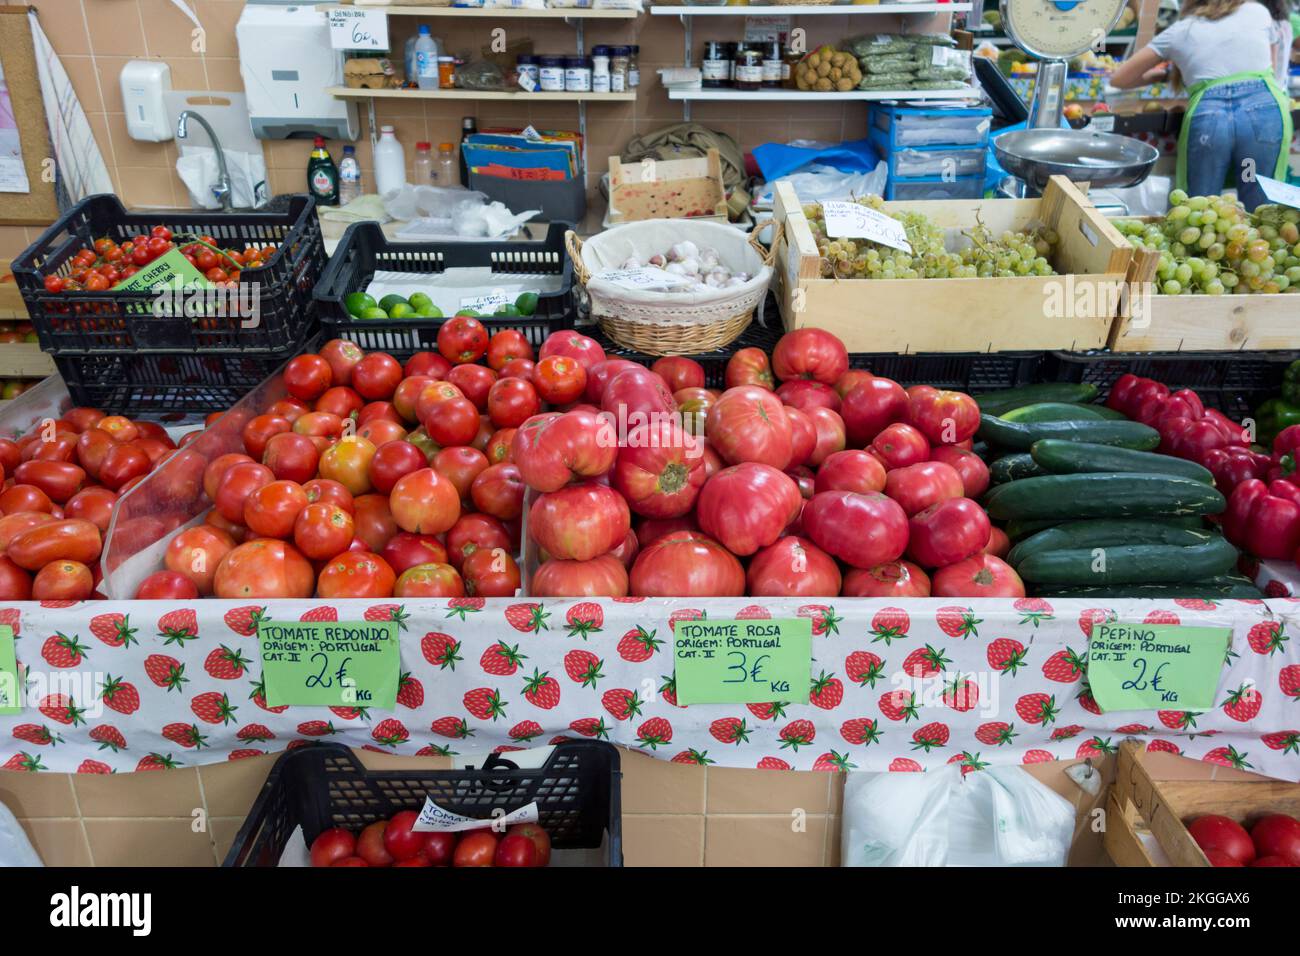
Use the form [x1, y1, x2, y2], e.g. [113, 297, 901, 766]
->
[1047, 350, 1299, 419]
[314, 221, 574, 360]
[847, 351, 1046, 392]
[12, 194, 326, 354]
[223, 741, 622, 868]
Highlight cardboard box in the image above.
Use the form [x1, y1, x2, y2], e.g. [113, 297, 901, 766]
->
[608, 149, 728, 225]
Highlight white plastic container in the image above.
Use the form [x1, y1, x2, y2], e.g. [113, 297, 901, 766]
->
[374, 125, 407, 196]
[412, 141, 434, 186]
[414, 26, 440, 90]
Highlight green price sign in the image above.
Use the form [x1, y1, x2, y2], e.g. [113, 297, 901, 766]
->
[0, 625, 19, 715]
[1086, 621, 1230, 713]
[673, 617, 812, 705]
[257, 620, 399, 709]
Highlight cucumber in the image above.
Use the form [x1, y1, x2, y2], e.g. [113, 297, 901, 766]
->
[1029, 440, 1215, 484]
[1007, 520, 1215, 568]
[986, 473, 1226, 521]
[1001, 402, 1109, 423]
[989, 453, 1048, 485]
[1017, 536, 1239, 586]
[1032, 576, 1263, 600]
[977, 415, 1160, 452]
[1076, 404, 1128, 421]
[975, 383, 1099, 417]
[1005, 518, 1061, 541]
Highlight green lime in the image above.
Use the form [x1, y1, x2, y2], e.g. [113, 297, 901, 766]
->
[388, 302, 415, 318]
[378, 294, 409, 313]
[360, 307, 390, 320]
[456, 309, 480, 317]
[345, 292, 376, 317]
[494, 303, 522, 317]
[408, 292, 433, 312]
[515, 292, 539, 316]
[417, 304, 443, 318]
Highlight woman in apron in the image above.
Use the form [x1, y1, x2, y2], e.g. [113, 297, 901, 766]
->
[1111, 0, 1293, 209]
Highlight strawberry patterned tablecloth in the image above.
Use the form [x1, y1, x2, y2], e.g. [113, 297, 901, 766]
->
[0, 596, 1297, 779]
[1250, 558, 1300, 599]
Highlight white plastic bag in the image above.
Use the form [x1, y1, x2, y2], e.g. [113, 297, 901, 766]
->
[841, 765, 1074, 867]
[0, 800, 42, 866]
[754, 162, 888, 209]
[175, 147, 269, 209]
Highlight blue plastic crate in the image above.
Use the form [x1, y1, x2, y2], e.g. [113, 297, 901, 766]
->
[869, 127, 988, 180]
[870, 103, 993, 150]
[883, 174, 985, 201]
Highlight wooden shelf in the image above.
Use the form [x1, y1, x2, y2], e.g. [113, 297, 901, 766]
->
[666, 85, 979, 101]
[322, 3, 638, 16]
[651, 3, 970, 13]
[327, 86, 636, 101]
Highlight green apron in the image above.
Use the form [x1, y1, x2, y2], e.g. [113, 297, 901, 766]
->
[1176, 69, 1292, 192]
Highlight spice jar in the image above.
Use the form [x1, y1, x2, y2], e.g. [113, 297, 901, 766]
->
[438, 56, 456, 89]
[733, 48, 763, 92]
[628, 45, 640, 88]
[783, 47, 802, 89]
[538, 55, 565, 92]
[610, 46, 631, 92]
[517, 54, 539, 92]
[592, 45, 611, 93]
[702, 41, 732, 88]
[564, 55, 592, 92]
[762, 40, 783, 88]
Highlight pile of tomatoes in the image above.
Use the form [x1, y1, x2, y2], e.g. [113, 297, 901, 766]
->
[309, 813, 551, 868]
[0, 411, 186, 601]
[41, 225, 279, 293]
[129, 319, 1016, 601]
[1188, 812, 1299, 867]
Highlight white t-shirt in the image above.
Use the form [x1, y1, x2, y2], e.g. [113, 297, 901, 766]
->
[1148, 1, 1287, 88]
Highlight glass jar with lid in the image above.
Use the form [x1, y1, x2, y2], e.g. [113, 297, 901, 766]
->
[733, 47, 763, 92]
[702, 41, 732, 88]
[610, 46, 631, 93]
[761, 40, 783, 89]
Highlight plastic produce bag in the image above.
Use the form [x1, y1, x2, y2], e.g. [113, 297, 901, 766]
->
[383, 185, 539, 240]
[841, 765, 1074, 867]
[455, 60, 506, 92]
[0, 801, 42, 867]
[753, 163, 887, 209]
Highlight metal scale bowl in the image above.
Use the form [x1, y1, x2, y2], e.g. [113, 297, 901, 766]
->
[992, 0, 1159, 195]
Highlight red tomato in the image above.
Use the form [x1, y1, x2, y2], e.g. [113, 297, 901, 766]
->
[165, 525, 236, 594]
[318, 339, 365, 386]
[0, 556, 32, 600]
[538, 331, 605, 371]
[931, 554, 1025, 598]
[352, 353, 403, 401]
[382, 811, 425, 861]
[262, 432, 321, 484]
[630, 531, 744, 597]
[415, 381, 464, 423]
[379, 532, 448, 576]
[984, 526, 1011, 558]
[7, 519, 102, 570]
[391, 377, 432, 424]
[601, 367, 676, 424]
[928, 445, 991, 498]
[529, 482, 629, 561]
[1249, 856, 1292, 867]
[96, 416, 139, 444]
[499, 358, 535, 381]
[433, 446, 489, 503]
[462, 546, 521, 597]
[806, 407, 846, 467]
[871, 423, 930, 470]
[0, 438, 20, 476]
[14, 461, 85, 504]
[584, 359, 641, 404]
[291, 412, 344, 443]
[314, 386, 364, 421]
[445, 513, 510, 570]
[202, 453, 253, 501]
[650, 356, 705, 394]
[884, 461, 965, 517]
[304, 478, 355, 514]
[422, 832, 457, 866]
[485, 428, 516, 465]
[97, 444, 151, 491]
[1250, 814, 1300, 865]
[294, 502, 356, 561]
[841, 378, 910, 447]
[507, 823, 551, 866]
[488, 376, 541, 428]
[724, 347, 775, 390]
[907, 497, 990, 568]
[33, 560, 94, 601]
[393, 561, 464, 598]
[213, 539, 315, 599]
[319, 438, 377, 497]
[356, 417, 406, 449]
[842, 559, 931, 598]
[310, 828, 357, 868]
[368, 441, 428, 496]
[452, 830, 498, 867]
[487, 329, 534, 370]
[240, 414, 290, 460]
[352, 494, 398, 552]
[129, 438, 172, 467]
[803, 490, 908, 569]
[448, 364, 497, 411]
[772, 329, 849, 385]
[438, 316, 490, 364]
[63, 487, 117, 532]
[0, 483, 52, 515]
[747, 535, 841, 597]
[495, 833, 539, 867]
[390, 468, 461, 535]
[531, 554, 629, 598]
[135, 570, 200, 599]
[357, 821, 394, 867]
[815, 450, 887, 496]
[0, 513, 55, 550]
[424, 396, 480, 448]
[63, 407, 105, 432]
[243, 480, 309, 539]
[706, 386, 793, 469]
[470, 462, 525, 521]
[696, 463, 801, 557]
[511, 410, 617, 493]
[317, 550, 396, 598]
[1189, 815, 1256, 865]
[405, 351, 452, 380]
[776, 379, 841, 415]
[906, 385, 981, 446]
[612, 420, 706, 519]
[283, 354, 333, 401]
[533, 355, 587, 405]
[214, 462, 275, 524]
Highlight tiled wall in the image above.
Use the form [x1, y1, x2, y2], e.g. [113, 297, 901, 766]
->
[0, 747, 1259, 866]
[0, 0, 947, 258]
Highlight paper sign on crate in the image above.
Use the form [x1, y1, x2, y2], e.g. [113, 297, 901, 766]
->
[1257, 175, 1300, 210]
[0, 626, 18, 715]
[413, 799, 540, 834]
[328, 7, 389, 51]
[459, 291, 514, 313]
[1086, 622, 1230, 712]
[257, 620, 399, 709]
[592, 267, 693, 291]
[820, 201, 912, 253]
[673, 618, 812, 705]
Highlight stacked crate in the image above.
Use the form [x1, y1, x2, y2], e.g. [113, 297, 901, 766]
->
[869, 104, 992, 201]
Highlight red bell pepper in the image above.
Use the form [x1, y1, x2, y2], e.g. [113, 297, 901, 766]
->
[1223, 478, 1300, 559]
[1202, 447, 1263, 493]
[1130, 380, 1171, 425]
[1274, 424, 1300, 458]
[1107, 373, 1142, 415]
[1170, 388, 1204, 421]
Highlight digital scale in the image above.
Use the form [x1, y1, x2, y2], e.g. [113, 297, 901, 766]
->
[992, 0, 1159, 194]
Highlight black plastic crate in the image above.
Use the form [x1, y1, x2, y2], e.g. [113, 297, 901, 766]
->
[846, 351, 1046, 392]
[590, 317, 784, 389]
[223, 741, 622, 868]
[1047, 350, 1298, 420]
[314, 221, 574, 361]
[12, 193, 325, 355]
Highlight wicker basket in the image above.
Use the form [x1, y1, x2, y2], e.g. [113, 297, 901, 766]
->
[565, 219, 779, 357]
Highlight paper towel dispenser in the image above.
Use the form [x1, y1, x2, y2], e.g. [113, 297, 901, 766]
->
[237, 1, 358, 140]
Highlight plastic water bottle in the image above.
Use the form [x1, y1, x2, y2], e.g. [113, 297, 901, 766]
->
[414, 26, 440, 90]
[338, 145, 362, 205]
[412, 142, 434, 186]
[374, 125, 406, 196]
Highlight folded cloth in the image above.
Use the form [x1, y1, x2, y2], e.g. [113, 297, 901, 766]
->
[321, 194, 392, 224]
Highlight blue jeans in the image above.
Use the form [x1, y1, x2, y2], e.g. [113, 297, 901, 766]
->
[1185, 79, 1285, 210]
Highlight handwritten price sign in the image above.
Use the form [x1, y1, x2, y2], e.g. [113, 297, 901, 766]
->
[258, 620, 399, 709]
[672, 618, 812, 705]
[1087, 622, 1229, 712]
[327, 8, 389, 52]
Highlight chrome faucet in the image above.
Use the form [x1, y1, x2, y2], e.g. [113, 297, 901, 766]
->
[177, 110, 232, 211]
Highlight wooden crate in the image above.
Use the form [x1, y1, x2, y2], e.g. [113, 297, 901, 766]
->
[1108, 222, 1300, 351]
[1105, 740, 1300, 866]
[772, 175, 1132, 353]
[0, 259, 29, 319]
[607, 150, 728, 225]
